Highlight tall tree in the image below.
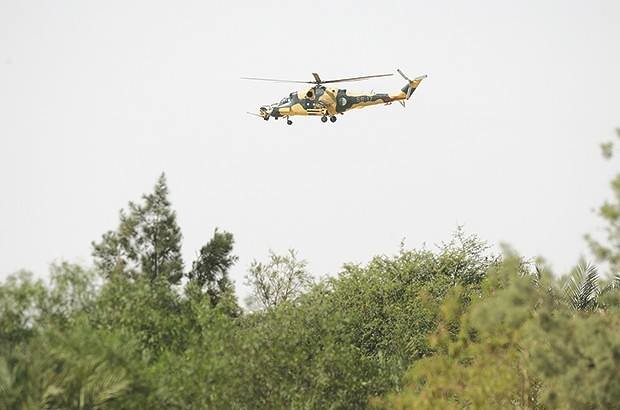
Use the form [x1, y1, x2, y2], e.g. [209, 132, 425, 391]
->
[92, 173, 184, 285]
[586, 128, 620, 274]
[244, 249, 313, 309]
[187, 229, 239, 310]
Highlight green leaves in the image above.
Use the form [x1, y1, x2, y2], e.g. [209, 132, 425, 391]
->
[0, 271, 47, 350]
[39, 335, 132, 410]
[563, 262, 601, 312]
[187, 229, 239, 313]
[524, 302, 620, 409]
[92, 173, 184, 285]
[586, 128, 620, 275]
[0, 323, 135, 410]
[9, 139, 620, 410]
[245, 249, 313, 309]
[375, 255, 620, 410]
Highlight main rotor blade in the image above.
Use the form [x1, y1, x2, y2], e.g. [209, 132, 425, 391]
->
[321, 73, 393, 84]
[240, 76, 314, 84]
[241, 72, 394, 85]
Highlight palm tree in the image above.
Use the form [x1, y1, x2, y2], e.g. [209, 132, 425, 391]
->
[38, 328, 131, 410]
[41, 356, 130, 410]
[563, 263, 601, 311]
[0, 332, 131, 410]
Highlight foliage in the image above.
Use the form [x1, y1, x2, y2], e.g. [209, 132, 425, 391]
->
[186, 229, 239, 314]
[0, 228, 498, 409]
[327, 229, 496, 365]
[0, 271, 47, 354]
[5, 149, 620, 409]
[91, 276, 186, 357]
[92, 173, 184, 285]
[245, 249, 313, 309]
[372, 255, 620, 409]
[0, 269, 137, 410]
[524, 303, 620, 409]
[562, 262, 601, 311]
[585, 128, 620, 274]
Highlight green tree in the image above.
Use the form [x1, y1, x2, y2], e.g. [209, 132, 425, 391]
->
[586, 128, 620, 274]
[92, 173, 184, 285]
[38, 327, 132, 410]
[373, 255, 620, 410]
[0, 326, 136, 410]
[91, 276, 185, 357]
[371, 256, 544, 409]
[0, 264, 142, 410]
[42, 262, 98, 329]
[186, 229, 239, 313]
[244, 249, 313, 309]
[562, 262, 606, 312]
[0, 271, 47, 355]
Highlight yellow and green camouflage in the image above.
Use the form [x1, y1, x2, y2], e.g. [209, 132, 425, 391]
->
[243, 69, 426, 124]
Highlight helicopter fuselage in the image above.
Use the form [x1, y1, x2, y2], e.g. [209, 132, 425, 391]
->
[262, 85, 398, 120]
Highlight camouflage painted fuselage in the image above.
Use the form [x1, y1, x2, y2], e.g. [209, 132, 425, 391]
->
[263, 75, 426, 119]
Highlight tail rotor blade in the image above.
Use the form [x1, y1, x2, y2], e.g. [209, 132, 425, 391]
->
[396, 68, 411, 82]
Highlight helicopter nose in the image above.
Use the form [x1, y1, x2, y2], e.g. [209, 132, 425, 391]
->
[258, 106, 271, 119]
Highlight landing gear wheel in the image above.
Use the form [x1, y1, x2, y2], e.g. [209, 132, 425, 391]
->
[321, 116, 328, 123]
[263, 116, 269, 121]
[330, 115, 337, 123]
[286, 119, 293, 125]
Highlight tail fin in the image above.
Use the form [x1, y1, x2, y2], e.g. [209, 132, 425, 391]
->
[396, 69, 427, 106]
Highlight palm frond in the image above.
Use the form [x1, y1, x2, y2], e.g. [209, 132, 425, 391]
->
[532, 264, 543, 287]
[598, 272, 620, 299]
[0, 357, 11, 402]
[563, 262, 600, 311]
[89, 368, 130, 407]
[613, 273, 620, 289]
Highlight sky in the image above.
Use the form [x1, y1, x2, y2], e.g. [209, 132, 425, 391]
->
[1, 0, 620, 297]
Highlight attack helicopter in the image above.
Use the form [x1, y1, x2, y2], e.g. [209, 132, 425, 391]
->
[242, 69, 426, 125]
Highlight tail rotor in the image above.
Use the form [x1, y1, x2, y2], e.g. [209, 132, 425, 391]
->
[396, 69, 427, 107]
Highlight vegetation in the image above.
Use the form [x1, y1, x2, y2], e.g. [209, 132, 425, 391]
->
[2, 131, 620, 408]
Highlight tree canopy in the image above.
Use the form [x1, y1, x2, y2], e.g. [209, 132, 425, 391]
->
[2, 129, 620, 408]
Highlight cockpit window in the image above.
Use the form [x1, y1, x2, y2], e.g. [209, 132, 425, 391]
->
[279, 97, 290, 105]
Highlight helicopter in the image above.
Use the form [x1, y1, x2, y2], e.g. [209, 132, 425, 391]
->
[242, 69, 426, 125]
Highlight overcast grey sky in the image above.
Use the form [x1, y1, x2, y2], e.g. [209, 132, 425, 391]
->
[2, 0, 620, 294]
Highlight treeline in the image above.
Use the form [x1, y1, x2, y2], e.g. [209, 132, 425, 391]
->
[2, 131, 620, 409]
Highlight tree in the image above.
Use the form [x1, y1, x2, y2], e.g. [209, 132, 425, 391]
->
[586, 128, 620, 274]
[371, 256, 543, 409]
[0, 265, 140, 410]
[0, 325, 135, 410]
[244, 249, 313, 309]
[0, 271, 47, 354]
[43, 262, 98, 329]
[372, 254, 620, 410]
[92, 173, 184, 285]
[187, 229, 238, 308]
